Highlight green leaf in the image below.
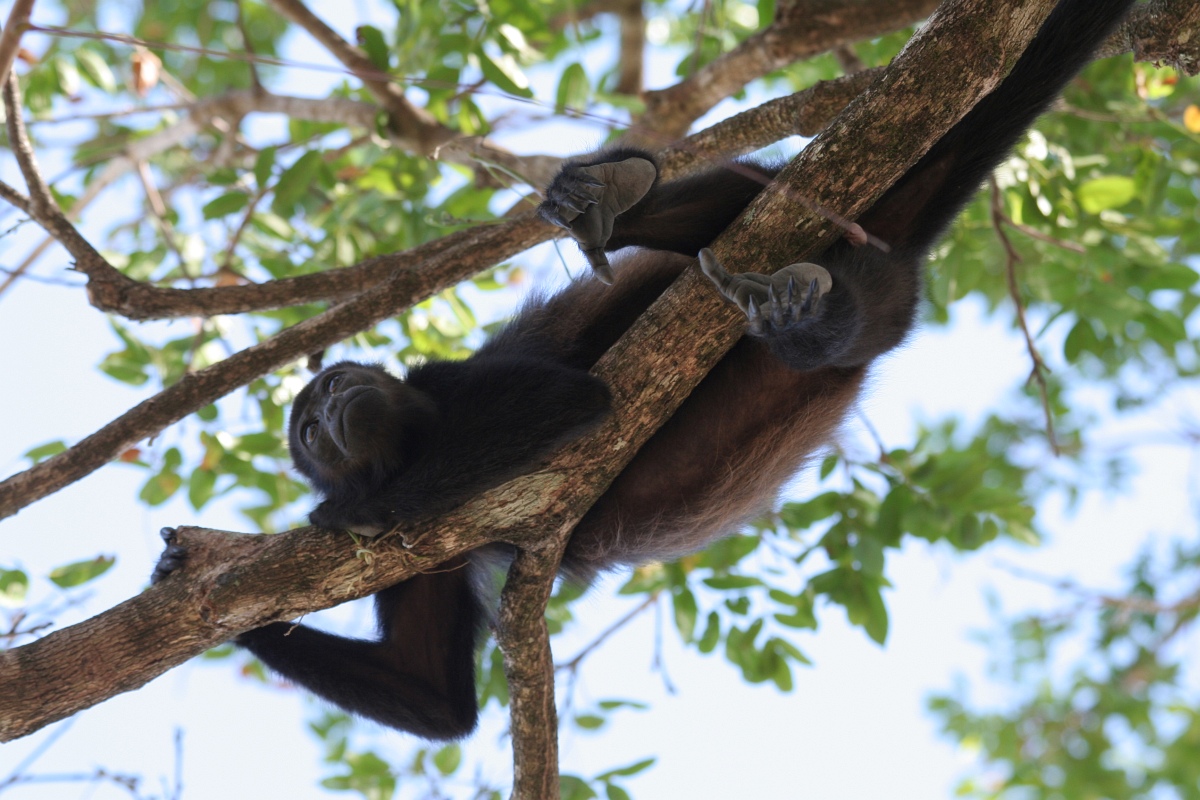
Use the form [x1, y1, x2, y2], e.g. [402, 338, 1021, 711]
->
[703, 575, 763, 590]
[555, 62, 589, 114]
[140, 470, 183, 506]
[478, 52, 533, 98]
[431, 743, 461, 775]
[560, 775, 598, 800]
[24, 440, 67, 464]
[574, 714, 605, 730]
[53, 56, 81, 96]
[1078, 176, 1137, 213]
[254, 146, 277, 187]
[606, 786, 633, 800]
[202, 191, 250, 219]
[75, 49, 116, 92]
[0, 568, 29, 607]
[356, 25, 391, 70]
[49, 556, 115, 588]
[272, 151, 325, 215]
[697, 611, 721, 653]
[595, 758, 656, 781]
[672, 587, 698, 641]
[188, 469, 217, 510]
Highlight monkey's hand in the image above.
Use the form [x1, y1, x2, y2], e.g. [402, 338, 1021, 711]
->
[151, 526, 187, 584]
[538, 156, 657, 284]
[699, 248, 833, 337]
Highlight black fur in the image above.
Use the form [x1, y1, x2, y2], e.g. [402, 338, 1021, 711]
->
[154, 0, 1135, 740]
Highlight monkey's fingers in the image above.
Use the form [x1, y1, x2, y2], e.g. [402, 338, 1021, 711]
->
[151, 527, 187, 584]
[584, 248, 616, 285]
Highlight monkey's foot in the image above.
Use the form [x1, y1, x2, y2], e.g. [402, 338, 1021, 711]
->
[537, 156, 657, 284]
[151, 526, 187, 584]
[699, 248, 833, 337]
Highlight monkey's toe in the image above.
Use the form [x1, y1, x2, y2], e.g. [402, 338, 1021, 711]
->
[151, 527, 187, 584]
[700, 250, 832, 337]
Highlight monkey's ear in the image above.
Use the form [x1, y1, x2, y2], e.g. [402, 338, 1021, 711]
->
[539, 157, 657, 283]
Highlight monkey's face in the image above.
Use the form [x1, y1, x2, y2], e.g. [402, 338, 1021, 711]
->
[288, 362, 435, 497]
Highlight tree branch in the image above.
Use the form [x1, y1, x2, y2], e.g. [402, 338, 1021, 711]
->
[637, 0, 941, 140]
[0, 0, 34, 90]
[0, 0, 1066, 759]
[0, 213, 549, 524]
[262, 0, 551, 185]
[1101, 0, 1200, 75]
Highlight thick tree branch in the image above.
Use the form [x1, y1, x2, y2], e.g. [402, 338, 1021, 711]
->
[637, 0, 941, 140]
[0, 0, 1065, 760]
[1101, 0, 1200, 75]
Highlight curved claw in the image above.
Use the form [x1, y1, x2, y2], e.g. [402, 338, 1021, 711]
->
[800, 277, 820, 315]
[557, 195, 593, 215]
[539, 206, 575, 232]
[585, 248, 616, 285]
[746, 295, 763, 336]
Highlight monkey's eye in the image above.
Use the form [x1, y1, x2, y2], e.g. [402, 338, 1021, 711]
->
[302, 421, 319, 445]
[325, 373, 344, 393]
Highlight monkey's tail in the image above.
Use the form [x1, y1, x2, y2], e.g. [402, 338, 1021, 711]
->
[861, 0, 1137, 253]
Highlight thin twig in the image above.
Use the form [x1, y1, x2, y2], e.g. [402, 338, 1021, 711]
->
[989, 180, 1061, 456]
[556, 593, 659, 672]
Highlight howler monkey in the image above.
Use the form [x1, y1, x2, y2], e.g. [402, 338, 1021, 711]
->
[154, 0, 1136, 740]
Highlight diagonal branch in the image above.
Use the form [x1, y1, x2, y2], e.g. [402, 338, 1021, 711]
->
[1101, 0, 1200, 75]
[83, 76, 874, 321]
[0, 72, 898, 524]
[0, 0, 35, 89]
[637, 0, 941, 140]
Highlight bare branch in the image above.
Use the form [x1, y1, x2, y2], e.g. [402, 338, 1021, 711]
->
[989, 181, 1061, 455]
[2, 74, 112, 277]
[0, 0, 35, 89]
[614, 0, 644, 95]
[0, 179, 32, 216]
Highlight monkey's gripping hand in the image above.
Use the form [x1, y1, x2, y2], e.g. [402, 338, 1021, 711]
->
[699, 248, 832, 338]
[538, 156, 657, 284]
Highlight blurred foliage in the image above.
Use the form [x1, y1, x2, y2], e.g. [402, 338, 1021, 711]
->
[2, 0, 1199, 797]
[930, 543, 1200, 799]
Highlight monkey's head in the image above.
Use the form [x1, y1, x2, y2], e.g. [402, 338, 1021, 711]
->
[288, 362, 436, 499]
